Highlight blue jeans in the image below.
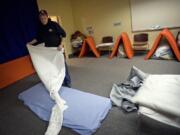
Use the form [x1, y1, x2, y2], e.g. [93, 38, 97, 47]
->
[63, 62, 71, 87]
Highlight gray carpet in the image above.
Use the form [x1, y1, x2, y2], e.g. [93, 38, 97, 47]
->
[0, 56, 180, 135]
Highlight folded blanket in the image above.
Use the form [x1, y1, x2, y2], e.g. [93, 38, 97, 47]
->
[132, 75, 180, 117]
[153, 45, 175, 60]
[139, 106, 180, 128]
[110, 66, 148, 112]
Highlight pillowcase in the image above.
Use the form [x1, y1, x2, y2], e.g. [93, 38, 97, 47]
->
[132, 75, 180, 117]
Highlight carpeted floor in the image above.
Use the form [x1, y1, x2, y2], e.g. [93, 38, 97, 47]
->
[0, 56, 180, 135]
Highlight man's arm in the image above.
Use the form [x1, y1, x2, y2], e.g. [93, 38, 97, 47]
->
[27, 39, 38, 45]
[28, 26, 42, 45]
[57, 38, 65, 51]
[54, 22, 66, 38]
[54, 22, 66, 51]
[58, 45, 64, 51]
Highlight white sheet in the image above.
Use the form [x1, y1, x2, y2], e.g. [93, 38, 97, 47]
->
[154, 45, 170, 57]
[132, 75, 180, 118]
[139, 106, 180, 128]
[27, 44, 67, 135]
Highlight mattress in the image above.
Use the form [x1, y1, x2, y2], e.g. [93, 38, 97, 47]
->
[132, 74, 180, 129]
[139, 106, 180, 129]
[18, 83, 112, 135]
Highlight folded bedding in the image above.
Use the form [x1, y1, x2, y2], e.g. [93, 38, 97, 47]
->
[139, 106, 180, 128]
[19, 83, 112, 135]
[110, 66, 180, 128]
[153, 45, 175, 60]
[132, 75, 180, 117]
[110, 66, 148, 112]
[118, 45, 126, 58]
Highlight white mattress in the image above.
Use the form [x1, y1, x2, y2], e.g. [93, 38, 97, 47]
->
[132, 74, 180, 129]
[132, 75, 180, 117]
[139, 106, 180, 129]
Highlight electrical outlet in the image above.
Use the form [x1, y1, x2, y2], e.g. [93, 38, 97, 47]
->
[113, 22, 121, 26]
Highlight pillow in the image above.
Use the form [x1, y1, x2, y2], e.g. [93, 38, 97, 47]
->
[132, 75, 180, 117]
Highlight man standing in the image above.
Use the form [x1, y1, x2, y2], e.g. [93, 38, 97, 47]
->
[28, 10, 71, 87]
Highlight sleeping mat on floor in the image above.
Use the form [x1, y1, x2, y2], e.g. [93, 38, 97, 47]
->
[18, 83, 112, 135]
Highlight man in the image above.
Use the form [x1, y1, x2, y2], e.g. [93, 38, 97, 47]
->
[28, 10, 71, 87]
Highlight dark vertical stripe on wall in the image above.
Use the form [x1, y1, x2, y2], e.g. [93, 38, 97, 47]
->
[0, 0, 39, 64]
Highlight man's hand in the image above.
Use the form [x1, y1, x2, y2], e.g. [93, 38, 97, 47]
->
[57, 44, 64, 51]
[27, 39, 37, 45]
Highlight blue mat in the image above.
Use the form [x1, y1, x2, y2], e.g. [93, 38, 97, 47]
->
[18, 83, 112, 135]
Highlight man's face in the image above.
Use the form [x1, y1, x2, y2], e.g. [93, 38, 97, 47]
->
[39, 15, 48, 25]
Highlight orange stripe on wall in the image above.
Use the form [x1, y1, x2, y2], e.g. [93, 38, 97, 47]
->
[0, 56, 35, 89]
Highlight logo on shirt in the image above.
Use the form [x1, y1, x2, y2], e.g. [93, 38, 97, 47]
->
[49, 28, 53, 32]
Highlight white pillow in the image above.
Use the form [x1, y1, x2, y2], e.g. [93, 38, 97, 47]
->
[132, 75, 180, 117]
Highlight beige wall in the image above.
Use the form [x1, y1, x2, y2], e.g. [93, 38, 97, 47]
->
[131, 0, 180, 31]
[71, 0, 132, 44]
[37, 0, 75, 57]
[71, 0, 180, 48]
[37, 0, 180, 55]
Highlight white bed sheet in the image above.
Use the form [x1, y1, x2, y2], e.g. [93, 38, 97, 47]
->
[139, 106, 180, 128]
[27, 44, 67, 135]
[132, 75, 180, 117]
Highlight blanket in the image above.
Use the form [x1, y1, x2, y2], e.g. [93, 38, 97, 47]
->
[110, 66, 148, 112]
[153, 45, 175, 60]
[132, 74, 180, 117]
[27, 44, 67, 135]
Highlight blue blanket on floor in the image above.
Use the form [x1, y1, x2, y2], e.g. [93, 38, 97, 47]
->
[18, 83, 112, 135]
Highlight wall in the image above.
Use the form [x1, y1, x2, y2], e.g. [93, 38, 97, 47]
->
[131, 0, 180, 32]
[71, 0, 132, 44]
[71, 0, 180, 48]
[37, 0, 75, 57]
[37, 0, 180, 54]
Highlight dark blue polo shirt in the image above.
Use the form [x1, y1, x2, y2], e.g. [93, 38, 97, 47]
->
[36, 19, 66, 47]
